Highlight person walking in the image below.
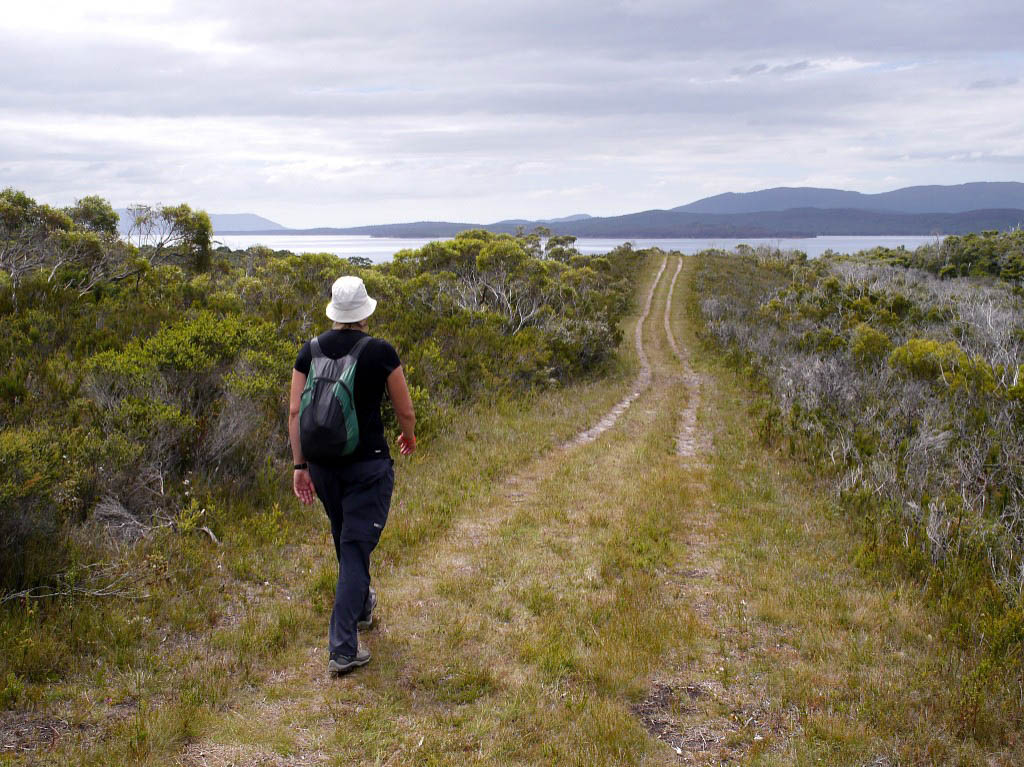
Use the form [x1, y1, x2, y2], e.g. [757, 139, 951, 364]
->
[288, 275, 416, 674]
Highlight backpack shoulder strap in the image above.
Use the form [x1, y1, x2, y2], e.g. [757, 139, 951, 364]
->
[310, 336, 323, 358]
[348, 335, 373, 360]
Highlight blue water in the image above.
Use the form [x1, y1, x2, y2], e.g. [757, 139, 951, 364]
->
[214, 233, 942, 264]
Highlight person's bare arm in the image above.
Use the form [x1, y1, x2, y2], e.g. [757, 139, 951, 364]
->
[386, 365, 417, 454]
[288, 369, 315, 504]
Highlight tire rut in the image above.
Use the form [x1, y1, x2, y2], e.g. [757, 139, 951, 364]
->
[180, 255, 680, 764]
[384, 254, 670, 596]
[565, 255, 667, 447]
[662, 256, 706, 458]
[283, 257, 670, 685]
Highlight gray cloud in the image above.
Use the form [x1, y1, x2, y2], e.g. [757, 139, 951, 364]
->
[969, 77, 1019, 89]
[1, 0, 1022, 226]
[171, 0, 1024, 57]
[732, 64, 769, 76]
[731, 61, 812, 77]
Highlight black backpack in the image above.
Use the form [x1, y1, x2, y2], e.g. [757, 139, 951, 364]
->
[299, 335, 372, 462]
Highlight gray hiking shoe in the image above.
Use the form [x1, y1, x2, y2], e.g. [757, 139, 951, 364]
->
[357, 587, 377, 630]
[328, 645, 371, 675]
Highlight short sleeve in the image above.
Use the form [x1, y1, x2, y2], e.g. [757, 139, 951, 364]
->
[377, 340, 401, 376]
[294, 341, 313, 376]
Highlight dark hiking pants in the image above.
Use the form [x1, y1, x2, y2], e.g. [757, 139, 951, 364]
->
[309, 458, 394, 658]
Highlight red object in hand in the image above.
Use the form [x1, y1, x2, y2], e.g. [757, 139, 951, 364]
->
[397, 433, 416, 455]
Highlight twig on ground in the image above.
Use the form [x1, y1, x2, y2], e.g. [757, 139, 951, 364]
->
[1, 571, 146, 605]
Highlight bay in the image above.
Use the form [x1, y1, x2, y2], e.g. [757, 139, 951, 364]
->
[213, 233, 943, 263]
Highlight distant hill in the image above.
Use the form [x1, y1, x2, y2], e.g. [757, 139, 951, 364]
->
[552, 207, 1024, 238]
[231, 207, 1024, 239]
[674, 182, 1024, 215]
[208, 214, 286, 232]
[116, 209, 285, 234]
[206, 182, 1024, 240]
[542, 214, 592, 223]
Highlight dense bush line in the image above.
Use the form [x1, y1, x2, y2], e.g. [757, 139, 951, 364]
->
[694, 240, 1024, 660]
[0, 188, 643, 592]
[824, 228, 1024, 283]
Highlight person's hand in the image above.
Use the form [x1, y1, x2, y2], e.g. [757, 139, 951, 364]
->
[293, 468, 315, 505]
[397, 433, 416, 455]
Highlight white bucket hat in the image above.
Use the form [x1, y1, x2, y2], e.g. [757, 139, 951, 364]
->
[326, 275, 377, 323]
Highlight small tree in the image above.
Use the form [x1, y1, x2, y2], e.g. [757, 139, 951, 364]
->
[0, 187, 74, 291]
[65, 195, 119, 236]
[126, 203, 212, 271]
[544, 234, 579, 263]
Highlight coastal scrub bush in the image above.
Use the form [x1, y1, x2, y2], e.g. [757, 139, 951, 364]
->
[849, 322, 892, 367]
[0, 426, 67, 587]
[856, 229, 1024, 286]
[0, 189, 643, 594]
[694, 238, 1024, 673]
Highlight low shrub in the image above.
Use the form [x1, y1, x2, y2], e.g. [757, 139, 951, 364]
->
[1, 190, 644, 592]
[694, 239, 1024, 667]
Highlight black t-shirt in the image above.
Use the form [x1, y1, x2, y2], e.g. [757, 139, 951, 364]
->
[294, 330, 401, 464]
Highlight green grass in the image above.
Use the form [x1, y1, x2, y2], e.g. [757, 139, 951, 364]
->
[683, 255, 1024, 766]
[0, 259, 660, 765]
[4, 254, 1020, 765]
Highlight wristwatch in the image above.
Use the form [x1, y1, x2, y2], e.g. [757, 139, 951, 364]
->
[294, 462, 308, 470]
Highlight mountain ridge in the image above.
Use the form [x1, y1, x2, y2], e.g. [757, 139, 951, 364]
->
[165, 182, 1024, 239]
[221, 207, 1024, 239]
[672, 182, 1024, 215]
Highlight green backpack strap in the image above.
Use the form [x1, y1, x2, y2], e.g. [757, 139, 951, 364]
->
[334, 335, 373, 455]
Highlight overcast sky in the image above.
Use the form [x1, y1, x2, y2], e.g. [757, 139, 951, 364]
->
[2, 1, 1022, 227]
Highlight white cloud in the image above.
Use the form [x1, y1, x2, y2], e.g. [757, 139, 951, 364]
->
[0, 0, 245, 54]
